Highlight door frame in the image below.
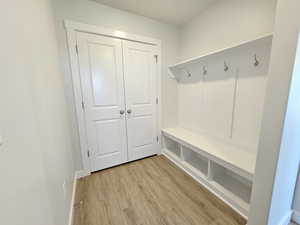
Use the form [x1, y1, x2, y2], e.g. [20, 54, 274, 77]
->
[64, 20, 162, 177]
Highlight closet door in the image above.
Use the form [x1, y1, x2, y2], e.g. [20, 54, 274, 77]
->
[123, 40, 159, 161]
[77, 32, 127, 172]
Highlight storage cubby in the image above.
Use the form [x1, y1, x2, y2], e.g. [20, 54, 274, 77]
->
[210, 162, 252, 204]
[162, 128, 255, 216]
[182, 146, 208, 177]
[163, 136, 181, 158]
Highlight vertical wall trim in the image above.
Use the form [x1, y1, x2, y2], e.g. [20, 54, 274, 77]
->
[230, 70, 239, 138]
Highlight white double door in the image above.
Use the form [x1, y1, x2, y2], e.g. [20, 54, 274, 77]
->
[77, 32, 159, 172]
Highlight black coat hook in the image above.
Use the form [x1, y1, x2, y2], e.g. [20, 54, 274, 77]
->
[203, 66, 207, 75]
[224, 61, 229, 72]
[183, 69, 192, 78]
[254, 54, 259, 67]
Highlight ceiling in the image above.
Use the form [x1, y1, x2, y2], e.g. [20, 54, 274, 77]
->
[91, 0, 217, 26]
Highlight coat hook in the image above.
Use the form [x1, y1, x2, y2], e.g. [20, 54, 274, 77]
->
[183, 69, 192, 78]
[203, 66, 207, 75]
[254, 54, 259, 67]
[224, 61, 229, 72]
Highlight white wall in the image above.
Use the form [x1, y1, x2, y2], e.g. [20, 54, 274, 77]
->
[0, 0, 75, 224]
[249, 0, 300, 224]
[51, 0, 180, 170]
[180, 0, 277, 60]
[176, 0, 276, 153]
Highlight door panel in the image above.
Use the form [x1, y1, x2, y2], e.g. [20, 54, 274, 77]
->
[132, 116, 153, 147]
[126, 49, 151, 104]
[89, 44, 119, 106]
[123, 40, 158, 161]
[94, 120, 123, 156]
[77, 32, 127, 172]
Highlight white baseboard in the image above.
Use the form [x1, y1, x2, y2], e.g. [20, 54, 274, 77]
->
[278, 210, 293, 225]
[68, 173, 78, 225]
[76, 170, 90, 179]
[292, 210, 300, 224]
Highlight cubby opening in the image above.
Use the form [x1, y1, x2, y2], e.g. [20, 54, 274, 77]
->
[211, 162, 252, 204]
[182, 146, 208, 177]
[163, 136, 181, 158]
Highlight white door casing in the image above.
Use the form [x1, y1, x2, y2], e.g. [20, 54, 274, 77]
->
[77, 32, 128, 171]
[123, 40, 159, 161]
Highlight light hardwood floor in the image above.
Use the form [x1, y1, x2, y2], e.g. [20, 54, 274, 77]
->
[73, 155, 247, 225]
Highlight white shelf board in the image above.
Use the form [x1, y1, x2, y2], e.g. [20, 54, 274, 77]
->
[170, 33, 272, 68]
[168, 33, 273, 81]
[162, 127, 256, 180]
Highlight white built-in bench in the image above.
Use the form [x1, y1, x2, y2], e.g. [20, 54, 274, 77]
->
[162, 127, 257, 218]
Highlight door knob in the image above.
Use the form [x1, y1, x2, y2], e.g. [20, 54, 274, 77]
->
[120, 110, 125, 115]
[127, 109, 132, 114]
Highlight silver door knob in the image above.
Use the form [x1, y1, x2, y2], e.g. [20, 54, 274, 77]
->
[127, 109, 132, 114]
[120, 110, 125, 115]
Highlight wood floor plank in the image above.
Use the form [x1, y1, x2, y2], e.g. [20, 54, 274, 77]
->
[73, 155, 247, 225]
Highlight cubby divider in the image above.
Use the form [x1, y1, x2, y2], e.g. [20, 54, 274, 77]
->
[207, 160, 213, 181]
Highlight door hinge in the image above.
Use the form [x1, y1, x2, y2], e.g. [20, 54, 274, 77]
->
[75, 44, 79, 54]
[154, 55, 158, 63]
[87, 150, 90, 158]
[156, 136, 159, 143]
[81, 101, 85, 110]
[156, 97, 159, 105]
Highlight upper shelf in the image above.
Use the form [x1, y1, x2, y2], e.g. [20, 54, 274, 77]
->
[162, 127, 257, 180]
[168, 33, 273, 81]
